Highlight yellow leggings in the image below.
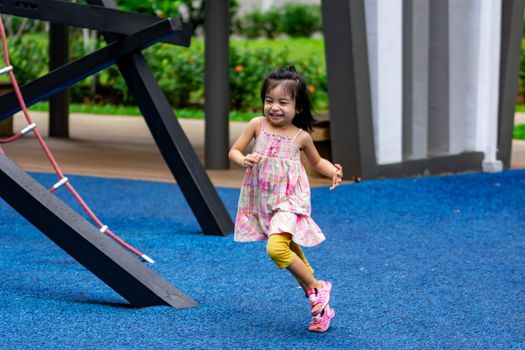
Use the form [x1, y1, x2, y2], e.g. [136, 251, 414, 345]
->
[266, 233, 314, 274]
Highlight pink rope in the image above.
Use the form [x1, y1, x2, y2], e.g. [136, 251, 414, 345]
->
[0, 131, 24, 143]
[0, 17, 152, 263]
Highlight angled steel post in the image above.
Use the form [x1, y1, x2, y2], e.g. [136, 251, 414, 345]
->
[0, 154, 197, 308]
[86, 0, 234, 235]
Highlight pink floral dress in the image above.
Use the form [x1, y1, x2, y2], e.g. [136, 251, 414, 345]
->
[234, 118, 325, 247]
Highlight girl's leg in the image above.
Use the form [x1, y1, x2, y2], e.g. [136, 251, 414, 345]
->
[266, 233, 321, 292]
[290, 241, 314, 274]
[267, 233, 332, 320]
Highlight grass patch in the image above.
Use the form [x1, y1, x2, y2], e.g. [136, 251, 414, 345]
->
[514, 124, 525, 139]
[186, 37, 324, 64]
[231, 37, 325, 66]
[516, 104, 525, 113]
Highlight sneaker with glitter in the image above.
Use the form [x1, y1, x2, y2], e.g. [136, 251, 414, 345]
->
[306, 280, 332, 316]
[308, 305, 335, 332]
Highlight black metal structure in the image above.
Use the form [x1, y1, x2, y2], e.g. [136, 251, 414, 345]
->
[0, 155, 197, 308]
[0, 0, 234, 235]
[0, 0, 235, 307]
[204, 0, 230, 169]
[49, 23, 69, 137]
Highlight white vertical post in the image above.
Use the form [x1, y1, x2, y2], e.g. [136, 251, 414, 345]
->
[365, 0, 403, 165]
[476, 0, 503, 172]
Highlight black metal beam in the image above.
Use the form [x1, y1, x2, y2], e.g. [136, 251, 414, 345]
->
[0, 154, 197, 308]
[87, 0, 234, 236]
[49, 23, 69, 138]
[0, 0, 186, 46]
[498, 0, 525, 167]
[0, 17, 191, 121]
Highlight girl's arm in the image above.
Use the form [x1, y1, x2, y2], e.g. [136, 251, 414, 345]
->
[300, 132, 343, 190]
[228, 117, 262, 167]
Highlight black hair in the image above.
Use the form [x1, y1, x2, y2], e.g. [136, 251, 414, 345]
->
[260, 66, 315, 133]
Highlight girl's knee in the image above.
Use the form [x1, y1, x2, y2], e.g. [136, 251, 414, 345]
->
[266, 236, 287, 260]
[266, 234, 295, 269]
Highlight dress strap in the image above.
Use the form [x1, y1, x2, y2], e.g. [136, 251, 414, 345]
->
[292, 128, 302, 141]
[256, 117, 265, 137]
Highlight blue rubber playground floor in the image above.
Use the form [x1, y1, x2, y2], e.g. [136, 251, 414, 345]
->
[0, 170, 524, 349]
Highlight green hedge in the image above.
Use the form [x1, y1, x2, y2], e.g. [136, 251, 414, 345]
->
[234, 4, 322, 39]
[5, 33, 328, 113]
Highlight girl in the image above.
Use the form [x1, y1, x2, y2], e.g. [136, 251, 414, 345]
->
[229, 66, 343, 333]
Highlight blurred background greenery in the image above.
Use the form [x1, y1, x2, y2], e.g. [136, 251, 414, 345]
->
[2, 1, 525, 131]
[0, 1, 326, 121]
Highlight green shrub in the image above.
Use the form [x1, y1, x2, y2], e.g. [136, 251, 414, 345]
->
[235, 4, 321, 39]
[279, 3, 322, 37]
[229, 47, 290, 110]
[5, 33, 328, 114]
[519, 41, 525, 104]
[514, 124, 525, 139]
[6, 34, 48, 83]
[234, 8, 280, 39]
[144, 44, 204, 107]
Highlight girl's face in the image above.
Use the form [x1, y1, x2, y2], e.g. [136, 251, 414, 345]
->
[263, 84, 297, 128]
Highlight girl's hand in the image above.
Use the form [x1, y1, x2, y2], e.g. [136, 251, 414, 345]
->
[330, 164, 343, 190]
[242, 153, 260, 168]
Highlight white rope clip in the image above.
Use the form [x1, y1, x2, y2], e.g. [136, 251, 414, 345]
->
[0, 65, 13, 75]
[20, 123, 36, 135]
[141, 254, 155, 264]
[51, 176, 68, 190]
[99, 225, 109, 233]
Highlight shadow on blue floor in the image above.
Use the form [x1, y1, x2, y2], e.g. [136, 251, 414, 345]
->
[1, 170, 524, 349]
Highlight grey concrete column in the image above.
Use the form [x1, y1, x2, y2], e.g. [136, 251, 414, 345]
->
[321, 0, 375, 178]
[498, 0, 525, 167]
[403, 0, 429, 160]
[204, 0, 230, 169]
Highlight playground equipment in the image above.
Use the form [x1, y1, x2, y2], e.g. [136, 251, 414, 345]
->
[0, 0, 234, 308]
[321, 0, 523, 179]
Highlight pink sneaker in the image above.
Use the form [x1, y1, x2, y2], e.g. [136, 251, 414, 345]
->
[306, 280, 332, 316]
[308, 305, 335, 333]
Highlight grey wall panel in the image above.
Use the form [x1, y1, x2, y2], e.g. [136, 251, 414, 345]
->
[403, 0, 429, 160]
[448, 0, 479, 154]
[463, 0, 482, 151]
[364, 0, 379, 148]
[428, 0, 450, 156]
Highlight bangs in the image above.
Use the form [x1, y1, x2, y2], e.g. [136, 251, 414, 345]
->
[264, 79, 299, 99]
